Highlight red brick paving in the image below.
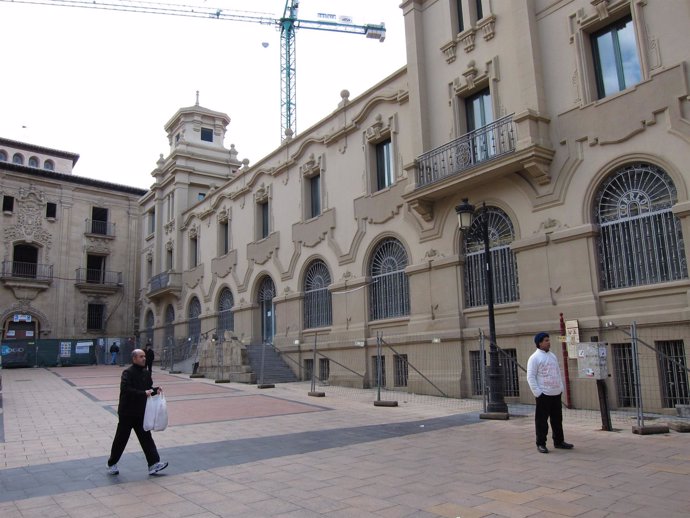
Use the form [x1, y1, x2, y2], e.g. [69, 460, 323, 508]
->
[160, 394, 325, 426]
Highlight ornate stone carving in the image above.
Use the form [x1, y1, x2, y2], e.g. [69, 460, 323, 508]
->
[3, 187, 52, 260]
[365, 114, 388, 143]
[409, 200, 434, 222]
[459, 28, 476, 53]
[478, 15, 497, 41]
[441, 39, 457, 64]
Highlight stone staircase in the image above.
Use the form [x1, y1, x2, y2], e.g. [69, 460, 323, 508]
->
[245, 343, 298, 384]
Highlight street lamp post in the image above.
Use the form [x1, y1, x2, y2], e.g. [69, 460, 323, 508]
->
[456, 198, 509, 417]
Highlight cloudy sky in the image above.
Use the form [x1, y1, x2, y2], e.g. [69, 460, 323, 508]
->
[0, 0, 407, 189]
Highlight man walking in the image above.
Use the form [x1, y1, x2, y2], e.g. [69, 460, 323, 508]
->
[145, 340, 155, 373]
[107, 349, 168, 475]
[527, 332, 574, 454]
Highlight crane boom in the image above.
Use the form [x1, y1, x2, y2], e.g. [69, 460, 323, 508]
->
[0, 0, 386, 139]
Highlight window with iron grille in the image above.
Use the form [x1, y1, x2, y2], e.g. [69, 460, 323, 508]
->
[394, 354, 408, 387]
[656, 340, 690, 408]
[469, 350, 486, 396]
[164, 304, 175, 347]
[217, 288, 234, 336]
[369, 238, 410, 320]
[91, 207, 109, 235]
[595, 163, 687, 290]
[303, 260, 332, 328]
[500, 348, 519, 397]
[303, 358, 314, 381]
[87, 303, 105, 331]
[319, 358, 330, 382]
[463, 207, 519, 307]
[612, 343, 637, 407]
[259, 276, 276, 343]
[372, 355, 386, 387]
[188, 297, 201, 342]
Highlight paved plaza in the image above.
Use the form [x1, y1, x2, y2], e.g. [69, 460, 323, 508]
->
[0, 365, 688, 517]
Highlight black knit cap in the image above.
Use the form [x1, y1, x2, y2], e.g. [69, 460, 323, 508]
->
[534, 332, 549, 347]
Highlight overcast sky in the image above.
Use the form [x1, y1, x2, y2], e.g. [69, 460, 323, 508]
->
[0, 0, 406, 189]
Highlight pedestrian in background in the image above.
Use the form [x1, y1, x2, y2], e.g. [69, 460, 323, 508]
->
[527, 332, 574, 454]
[109, 342, 120, 365]
[106, 349, 168, 476]
[145, 340, 155, 373]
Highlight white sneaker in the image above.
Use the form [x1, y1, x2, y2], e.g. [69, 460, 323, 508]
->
[148, 461, 168, 475]
[106, 463, 119, 475]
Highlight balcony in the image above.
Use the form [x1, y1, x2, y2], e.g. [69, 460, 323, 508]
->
[416, 115, 517, 189]
[147, 271, 182, 300]
[75, 268, 123, 294]
[404, 113, 554, 222]
[85, 219, 116, 238]
[0, 261, 53, 299]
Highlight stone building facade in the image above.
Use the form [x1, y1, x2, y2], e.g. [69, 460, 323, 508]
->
[0, 137, 146, 342]
[139, 0, 690, 413]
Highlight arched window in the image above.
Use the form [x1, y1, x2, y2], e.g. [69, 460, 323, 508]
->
[258, 276, 276, 343]
[188, 297, 201, 341]
[369, 238, 410, 320]
[164, 304, 175, 348]
[44, 160, 55, 171]
[28, 156, 39, 168]
[303, 260, 332, 328]
[217, 288, 234, 337]
[463, 207, 519, 307]
[595, 163, 687, 290]
[13, 153, 24, 165]
[145, 310, 154, 344]
[0, 150, 7, 161]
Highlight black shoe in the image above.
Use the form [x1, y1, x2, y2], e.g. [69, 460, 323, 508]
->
[554, 442, 574, 449]
[537, 445, 549, 454]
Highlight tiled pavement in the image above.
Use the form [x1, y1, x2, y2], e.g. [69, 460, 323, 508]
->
[0, 365, 688, 517]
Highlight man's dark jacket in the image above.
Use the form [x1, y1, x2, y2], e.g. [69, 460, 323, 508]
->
[118, 364, 153, 417]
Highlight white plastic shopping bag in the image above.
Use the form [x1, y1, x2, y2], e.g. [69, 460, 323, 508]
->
[143, 394, 168, 432]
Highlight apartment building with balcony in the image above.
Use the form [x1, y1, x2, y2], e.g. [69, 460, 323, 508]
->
[139, 0, 690, 412]
[0, 137, 147, 340]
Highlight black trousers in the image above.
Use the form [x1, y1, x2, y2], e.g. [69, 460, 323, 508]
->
[535, 393, 564, 446]
[108, 414, 160, 467]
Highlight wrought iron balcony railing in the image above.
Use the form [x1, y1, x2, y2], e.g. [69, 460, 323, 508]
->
[75, 268, 123, 286]
[416, 114, 516, 188]
[0, 261, 53, 280]
[85, 219, 116, 236]
[149, 271, 182, 293]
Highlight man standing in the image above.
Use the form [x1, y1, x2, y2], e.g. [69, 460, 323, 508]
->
[109, 342, 120, 365]
[145, 340, 155, 373]
[527, 332, 574, 454]
[107, 349, 168, 475]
